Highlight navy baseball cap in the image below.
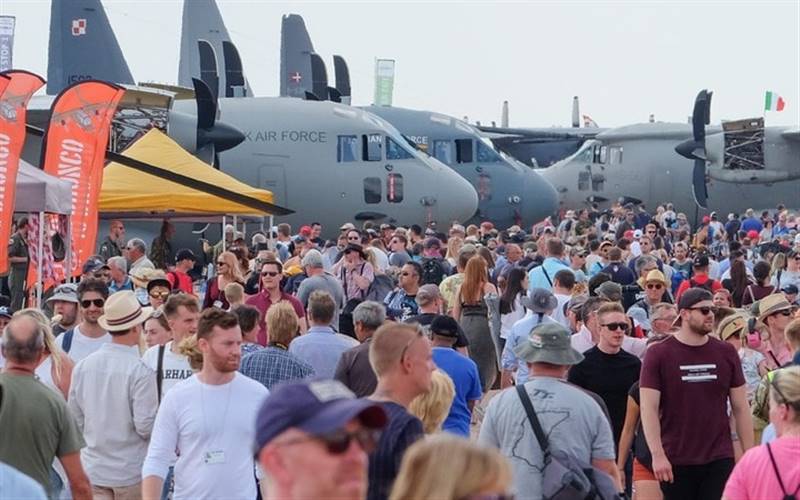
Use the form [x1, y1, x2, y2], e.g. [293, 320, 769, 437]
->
[255, 380, 387, 451]
[0, 305, 14, 319]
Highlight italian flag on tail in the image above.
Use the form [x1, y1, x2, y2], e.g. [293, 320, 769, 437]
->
[764, 91, 785, 111]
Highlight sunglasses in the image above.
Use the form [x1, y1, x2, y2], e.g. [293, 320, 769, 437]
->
[80, 298, 105, 308]
[150, 291, 170, 300]
[279, 428, 382, 455]
[770, 372, 800, 410]
[261, 271, 280, 277]
[400, 272, 415, 277]
[216, 261, 227, 266]
[771, 309, 792, 317]
[690, 306, 717, 316]
[400, 326, 425, 360]
[348, 236, 361, 241]
[601, 322, 629, 332]
[646, 283, 663, 290]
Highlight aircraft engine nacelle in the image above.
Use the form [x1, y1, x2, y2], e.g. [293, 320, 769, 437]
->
[166, 109, 199, 153]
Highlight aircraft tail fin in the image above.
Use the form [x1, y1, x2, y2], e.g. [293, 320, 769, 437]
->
[332, 55, 351, 104]
[309, 53, 329, 102]
[47, 0, 134, 94]
[572, 96, 580, 128]
[179, 0, 251, 97]
[280, 14, 315, 98]
[198, 40, 220, 99]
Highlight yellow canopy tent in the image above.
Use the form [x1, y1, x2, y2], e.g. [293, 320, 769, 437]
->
[99, 129, 288, 219]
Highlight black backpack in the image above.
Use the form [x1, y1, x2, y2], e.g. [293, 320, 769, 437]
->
[689, 277, 714, 293]
[421, 257, 446, 286]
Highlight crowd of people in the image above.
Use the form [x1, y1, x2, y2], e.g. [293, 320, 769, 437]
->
[1, 201, 800, 500]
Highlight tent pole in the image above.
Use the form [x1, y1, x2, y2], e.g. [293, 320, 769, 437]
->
[233, 216, 238, 235]
[269, 215, 274, 251]
[222, 215, 226, 253]
[65, 218, 72, 283]
[37, 211, 44, 308]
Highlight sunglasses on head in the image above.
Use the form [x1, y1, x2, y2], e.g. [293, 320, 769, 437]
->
[601, 322, 629, 332]
[261, 271, 280, 277]
[646, 283, 663, 290]
[80, 298, 105, 308]
[400, 326, 426, 360]
[690, 306, 717, 316]
[279, 427, 382, 455]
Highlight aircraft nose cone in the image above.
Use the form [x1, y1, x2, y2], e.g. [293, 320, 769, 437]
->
[436, 167, 479, 224]
[521, 172, 558, 225]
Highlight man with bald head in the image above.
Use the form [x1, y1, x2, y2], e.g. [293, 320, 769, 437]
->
[0, 316, 92, 499]
[494, 243, 523, 281]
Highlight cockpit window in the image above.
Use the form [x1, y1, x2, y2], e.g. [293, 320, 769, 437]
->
[363, 134, 382, 162]
[593, 145, 607, 165]
[433, 140, 452, 165]
[456, 139, 473, 164]
[387, 174, 404, 203]
[476, 141, 502, 163]
[386, 137, 414, 160]
[578, 146, 593, 164]
[338, 135, 358, 162]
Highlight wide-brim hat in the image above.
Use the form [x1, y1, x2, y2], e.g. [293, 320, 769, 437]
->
[521, 288, 558, 314]
[758, 293, 793, 321]
[513, 323, 584, 366]
[98, 290, 153, 332]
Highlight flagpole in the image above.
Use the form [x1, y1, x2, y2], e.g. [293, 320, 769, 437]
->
[36, 211, 44, 308]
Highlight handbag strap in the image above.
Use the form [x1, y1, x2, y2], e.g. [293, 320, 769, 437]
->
[516, 384, 550, 455]
[766, 442, 800, 498]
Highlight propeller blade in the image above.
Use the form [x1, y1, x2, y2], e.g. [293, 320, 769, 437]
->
[691, 89, 709, 142]
[192, 77, 217, 130]
[692, 158, 709, 209]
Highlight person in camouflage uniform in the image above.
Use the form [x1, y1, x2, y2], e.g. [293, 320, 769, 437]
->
[7, 218, 30, 310]
[98, 219, 125, 262]
[149, 220, 175, 270]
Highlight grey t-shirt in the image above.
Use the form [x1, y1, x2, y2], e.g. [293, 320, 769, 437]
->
[296, 272, 346, 328]
[388, 251, 411, 268]
[478, 376, 615, 500]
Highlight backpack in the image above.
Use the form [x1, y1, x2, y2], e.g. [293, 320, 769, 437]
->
[516, 385, 621, 500]
[338, 263, 367, 337]
[421, 257, 446, 286]
[766, 442, 800, 500]
[689, 277, 714, 293]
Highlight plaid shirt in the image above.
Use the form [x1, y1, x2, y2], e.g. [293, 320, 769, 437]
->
[239, 347, 315, 390]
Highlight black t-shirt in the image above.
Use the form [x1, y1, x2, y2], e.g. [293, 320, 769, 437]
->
[567, 346, 641, 447]
[367, 401, 423, 500]
[405, 312, 469, 348]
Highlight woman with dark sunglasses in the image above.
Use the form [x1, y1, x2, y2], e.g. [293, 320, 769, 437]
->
[202, 251, 246, 310]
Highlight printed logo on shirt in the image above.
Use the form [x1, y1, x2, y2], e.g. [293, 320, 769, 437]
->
[164, 369, 193, 380]
[680, 363, 718, 382]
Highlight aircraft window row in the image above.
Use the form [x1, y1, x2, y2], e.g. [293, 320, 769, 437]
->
[476, 141, 502, 163]
[338, 135, 359, 162]
[608, 146, 623, 164]
[363, 174, 404, 204]
[433, 140, 453, 165]
[589, 144, 624, 165]
[386, 137, 414, 160]
[456, 139, 473, 164]
[364, 133, 383, 162]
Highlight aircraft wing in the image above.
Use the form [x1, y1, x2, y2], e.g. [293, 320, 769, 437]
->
[781, 128, 800, 141]
[478, 125, 603, 140]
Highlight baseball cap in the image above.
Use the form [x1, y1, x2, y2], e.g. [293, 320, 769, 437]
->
[415, 284, 440, 307]
[174, 248, 197, 263]
[82, 256, 109, 275]
[596, 281, 623, 302]
[677, 288, 714, 311]
[47, 283, 79, 304]
[781, 284, 799, 295]
[513, 323, 584, 366]
[0, 305, 14, 319]
[339, 222, 356, 231]
[692, 254, 710, 268]
[255, 380, 387, 451]
[299, 225, 312, 237]
[430, 315, 459, 337]
[747, 230, 759, 240]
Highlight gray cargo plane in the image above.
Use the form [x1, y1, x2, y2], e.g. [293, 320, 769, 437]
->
[40, 0, 478, 234]
[538, 90, 800, 215]
[273, 13, 559, 228]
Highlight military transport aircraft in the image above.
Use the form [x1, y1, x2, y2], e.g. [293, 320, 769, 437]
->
[536, 90, 800, 215]
[37, 0, 479, 234]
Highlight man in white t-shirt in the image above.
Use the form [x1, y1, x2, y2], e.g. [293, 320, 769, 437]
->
[551, 269, 575, 329]
[141, 294, 199, 400]
[142, 308, 269, 500]
[55, 278, 110, 363]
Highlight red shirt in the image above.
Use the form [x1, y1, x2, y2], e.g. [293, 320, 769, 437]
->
[167, 270, 193, 294]
[675, 273, 722, 300]
[245, 290, 305, 346]
[640, 335, 745, 465]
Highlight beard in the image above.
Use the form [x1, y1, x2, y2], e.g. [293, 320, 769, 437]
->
[688, 316, 713, 336]
[206, 347, 240, 373]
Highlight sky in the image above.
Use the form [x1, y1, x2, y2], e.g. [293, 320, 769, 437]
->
[2, 0, 799, 128]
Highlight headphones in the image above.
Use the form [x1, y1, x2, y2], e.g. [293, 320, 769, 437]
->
[743, 316, 763, 349]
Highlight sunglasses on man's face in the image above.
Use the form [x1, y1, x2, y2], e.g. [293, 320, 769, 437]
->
[646, 283, 663, 290]
[690, 306, 717, 316]
[150, 291, 169, 300]
[262, 271, 280, 277]
[279, 427, 382, 455]
[601, 322, 629, 332]
[348, 236, 361, 241]
[80, 299, 105, 309]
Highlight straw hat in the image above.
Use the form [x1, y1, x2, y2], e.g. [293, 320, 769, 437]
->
[98, 291, 153, 332]
[758, 294, 793, 322]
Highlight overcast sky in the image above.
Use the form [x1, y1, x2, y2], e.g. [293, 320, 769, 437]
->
[3, 0, 799, 127]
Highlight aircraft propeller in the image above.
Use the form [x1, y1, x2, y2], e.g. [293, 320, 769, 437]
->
[674, 89, 713, 209]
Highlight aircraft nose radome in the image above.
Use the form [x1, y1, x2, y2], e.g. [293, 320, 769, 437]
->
[437, 168, 479, 224]
[522, 173, 559, 225]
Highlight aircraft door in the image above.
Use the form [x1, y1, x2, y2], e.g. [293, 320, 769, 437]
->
[259, 165, 289, 207]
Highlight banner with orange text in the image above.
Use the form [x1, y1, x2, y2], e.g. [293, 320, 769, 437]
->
[0, 70, 46, 274]
[42, 80, 124, 277]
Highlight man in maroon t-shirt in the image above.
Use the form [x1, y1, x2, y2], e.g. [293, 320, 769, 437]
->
[246, 260, 306, 345]
[640, 288, 753, 500]
[167, 248, 196, 294]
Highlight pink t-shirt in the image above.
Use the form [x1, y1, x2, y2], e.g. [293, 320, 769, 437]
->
[723, 436, 800, 500]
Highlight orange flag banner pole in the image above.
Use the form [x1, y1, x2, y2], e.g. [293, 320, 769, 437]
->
[41, 80, 125, 277]
[0, 70, 45, 274]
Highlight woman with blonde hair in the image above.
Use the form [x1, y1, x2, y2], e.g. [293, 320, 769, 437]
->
[445, 236, 463, 268]
[15, 308, 74, 399]
[390, 434, 512, 500]
[453, 255, 499, 391]
[408, 370, 456, 434]
[203, 250, 245, 310]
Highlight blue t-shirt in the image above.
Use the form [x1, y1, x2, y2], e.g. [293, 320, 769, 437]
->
[432, 347, 483, 437]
